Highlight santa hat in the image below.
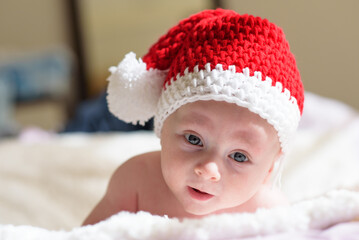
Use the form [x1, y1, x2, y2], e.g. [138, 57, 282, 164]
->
[107, 9, 304, 153]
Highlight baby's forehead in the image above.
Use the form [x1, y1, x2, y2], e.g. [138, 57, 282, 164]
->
[175, 100, 274, 130]
[176, 100, 259, 120]
[183, 99, 275, 128]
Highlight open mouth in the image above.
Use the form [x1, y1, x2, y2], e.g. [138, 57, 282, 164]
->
[188, 187, 214, 201]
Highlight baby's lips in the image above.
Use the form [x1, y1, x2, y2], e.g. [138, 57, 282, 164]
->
[189, 186, 214, 196]
[188, 186, 215, 201]
[194, 188, 210, 195]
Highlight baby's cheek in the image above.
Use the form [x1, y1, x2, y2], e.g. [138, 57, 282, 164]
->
[161, 154, 182, 179]
[161, 160, 175, 187]
[230, 173, 263, 199]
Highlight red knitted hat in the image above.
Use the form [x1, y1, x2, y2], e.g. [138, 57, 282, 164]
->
[107, 9, 304, 152]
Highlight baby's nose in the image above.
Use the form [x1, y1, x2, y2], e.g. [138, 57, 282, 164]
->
[194, 162, 221, 181]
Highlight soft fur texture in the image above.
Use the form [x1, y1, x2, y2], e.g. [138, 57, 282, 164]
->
[1, 92, 359, 239]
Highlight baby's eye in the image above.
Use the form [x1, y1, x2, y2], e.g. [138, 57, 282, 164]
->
[184, 134, 203, 146]
[229, 152, 248, 162]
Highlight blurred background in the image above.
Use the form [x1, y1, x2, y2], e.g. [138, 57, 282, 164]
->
[0, 0, 358, 137]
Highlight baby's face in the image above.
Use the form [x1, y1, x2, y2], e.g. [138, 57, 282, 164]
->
[160, 100, 281, 215]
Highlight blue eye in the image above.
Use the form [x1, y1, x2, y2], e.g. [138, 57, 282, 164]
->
[185, 134, 203, 146]
[229, 152, 248, 162]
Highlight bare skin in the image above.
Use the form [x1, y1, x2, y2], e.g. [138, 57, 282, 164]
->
[83, 101, 288, 226]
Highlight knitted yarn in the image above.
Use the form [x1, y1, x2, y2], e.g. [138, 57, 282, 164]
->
[107, 9, 304, 152]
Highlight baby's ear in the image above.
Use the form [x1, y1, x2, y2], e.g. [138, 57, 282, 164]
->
[270, 150, 283, 172]
[264, 150, 284, 184]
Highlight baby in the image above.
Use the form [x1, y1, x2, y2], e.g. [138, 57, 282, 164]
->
[83, 9, 304, 225]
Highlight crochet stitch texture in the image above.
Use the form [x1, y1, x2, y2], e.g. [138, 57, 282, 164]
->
[143, 9, 303, 113]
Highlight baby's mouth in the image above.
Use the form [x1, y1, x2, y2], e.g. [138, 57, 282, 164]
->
[188, 186, 214, 201]
[193, 188, 206, 194]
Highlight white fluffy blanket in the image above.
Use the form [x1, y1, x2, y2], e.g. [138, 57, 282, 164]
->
[1, 92, 359, 239]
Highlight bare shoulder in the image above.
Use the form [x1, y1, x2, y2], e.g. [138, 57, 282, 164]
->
[114, 151, 161, 177]
[82, 151, 161, 226]
[108, 151, 161, 199]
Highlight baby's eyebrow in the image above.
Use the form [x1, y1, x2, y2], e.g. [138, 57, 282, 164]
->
[179, 111, 212, 127]
[231, 128, 259, 145]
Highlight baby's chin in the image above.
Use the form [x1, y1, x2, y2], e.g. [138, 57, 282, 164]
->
[184, 208, 217, 217]
[183, 201, 252, 217]
[183, 204, 234, 217]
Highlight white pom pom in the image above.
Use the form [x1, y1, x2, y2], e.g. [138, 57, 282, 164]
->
[107, 52, 166, 125]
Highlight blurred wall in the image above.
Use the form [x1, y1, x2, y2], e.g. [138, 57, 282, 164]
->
[0, 0, 71, 132]
[0, 0, 69, 52]
[78, 0, 210, 96]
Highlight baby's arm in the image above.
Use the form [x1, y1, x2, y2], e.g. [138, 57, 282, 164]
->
[82, 157, 141, 226]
